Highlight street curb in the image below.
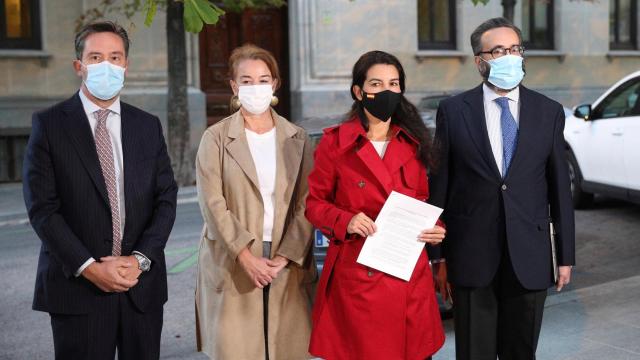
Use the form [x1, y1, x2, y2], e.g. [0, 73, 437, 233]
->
[0, 186, 199, 228]
[0, 217, 30, 227]
[0, 213, 29, 227]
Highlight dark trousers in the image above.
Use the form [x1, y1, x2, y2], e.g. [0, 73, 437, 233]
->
[453, 250, 547, 360]
[263, 241, 272, 360]
[50, 292, 163, 360]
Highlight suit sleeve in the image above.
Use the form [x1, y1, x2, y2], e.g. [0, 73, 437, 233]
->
[23, 113, 93, 278]
[276, 134, 315, 266]
[547, 105, 575, 266]
[305, 133, 355, 243]
[196, 129, 255, 260]
[132, 117, 178, 263]
[427, 104, 451, 261]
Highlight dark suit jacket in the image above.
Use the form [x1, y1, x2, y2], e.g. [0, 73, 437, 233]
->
[23, 92, 178, 314]
[428, 84, 575, 290]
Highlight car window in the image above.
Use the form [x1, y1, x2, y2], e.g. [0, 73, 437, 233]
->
[417, 96, 449, 111]
[593, 77, 640, 119]
[309, 133, 323, 150]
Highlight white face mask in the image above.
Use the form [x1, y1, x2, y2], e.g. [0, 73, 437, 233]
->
[238, 84, 273, 115]
[83, 61, 126, 100]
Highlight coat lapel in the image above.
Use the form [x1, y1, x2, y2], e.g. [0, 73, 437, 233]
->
[340, 118, 395, 195]
[271, 111, 305, 255]
[120, 103, 136, 239]
[225, 112, 261, 192]
[383, 127, 417, 179]
[274, 112, 305, 207]
[356, 141, 394, 195]
[61, 93, 110, 206]
[462, 85, 502, 179]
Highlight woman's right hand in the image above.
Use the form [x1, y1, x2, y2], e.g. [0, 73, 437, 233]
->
[347, 212, 377, 237]
[237, 247, 274, 289]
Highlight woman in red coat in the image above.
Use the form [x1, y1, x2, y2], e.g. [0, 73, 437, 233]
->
[306, 51, 446, 360]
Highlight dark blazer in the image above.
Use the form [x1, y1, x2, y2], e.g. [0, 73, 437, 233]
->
[428, 85, 575, 290]
[23, 92, 178, 314]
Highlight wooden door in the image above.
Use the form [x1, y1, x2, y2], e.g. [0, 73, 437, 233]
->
[199, 7, 289, 126]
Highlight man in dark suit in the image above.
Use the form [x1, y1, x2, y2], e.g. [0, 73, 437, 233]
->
[428, 18, 575, 360]
[23, 21, 177, 359]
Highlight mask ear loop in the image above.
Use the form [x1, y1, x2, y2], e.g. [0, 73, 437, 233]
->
[79, 61, 89, 89]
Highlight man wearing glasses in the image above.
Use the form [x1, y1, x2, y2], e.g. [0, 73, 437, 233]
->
[429, 18, 575, 360]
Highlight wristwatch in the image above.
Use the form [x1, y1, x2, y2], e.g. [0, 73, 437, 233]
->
[134, 253, 151, 272]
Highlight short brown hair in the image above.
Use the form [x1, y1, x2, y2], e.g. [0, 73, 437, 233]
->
[75, 21, 130, 60]
[228, 44, 281, 90]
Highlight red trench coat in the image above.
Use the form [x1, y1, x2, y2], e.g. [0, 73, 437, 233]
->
[306, 118, 445, 360]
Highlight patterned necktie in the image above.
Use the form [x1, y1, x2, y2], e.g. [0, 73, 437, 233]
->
[94, 109, 122, 256]
[495, 97, 518, 178]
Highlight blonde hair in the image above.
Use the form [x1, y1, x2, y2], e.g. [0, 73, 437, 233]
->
[228, 44, 281, 90]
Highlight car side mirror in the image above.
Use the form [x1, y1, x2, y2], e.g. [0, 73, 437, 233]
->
[574, 104, 592, 121]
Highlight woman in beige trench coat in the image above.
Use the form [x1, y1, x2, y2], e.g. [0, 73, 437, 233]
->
[195, 44, 316, 360]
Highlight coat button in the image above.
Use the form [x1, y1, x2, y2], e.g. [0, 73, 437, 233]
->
[358, 180, 366, 188]
[501, 184, 507, 191]
[367, 270, 374, 277]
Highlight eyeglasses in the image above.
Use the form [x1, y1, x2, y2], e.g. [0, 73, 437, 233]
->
[477, 45, 525, 59]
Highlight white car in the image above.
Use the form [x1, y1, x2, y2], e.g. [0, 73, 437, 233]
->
[564, 70, 640, 208]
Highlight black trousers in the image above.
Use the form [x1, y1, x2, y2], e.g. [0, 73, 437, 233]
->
[263, 241, 272, 360]
[453, 250, 547, 360]
[49, 292, 163, 360]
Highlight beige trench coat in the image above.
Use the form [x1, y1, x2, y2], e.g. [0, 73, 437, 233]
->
[195, 109, 316, 360]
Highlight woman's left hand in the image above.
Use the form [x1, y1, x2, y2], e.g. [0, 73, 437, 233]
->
[418, 225, 446, 245]
[266, 255, 290, 278]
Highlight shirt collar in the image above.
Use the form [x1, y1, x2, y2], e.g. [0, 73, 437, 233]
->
[337, 116, 419, 151]
[482, 83, 520, 104]
[78, 89, 121, 116]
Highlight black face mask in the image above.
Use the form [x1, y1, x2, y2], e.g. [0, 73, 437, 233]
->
[361, 90, 401, 122]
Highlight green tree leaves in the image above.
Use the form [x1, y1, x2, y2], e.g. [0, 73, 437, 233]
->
[183, 0, 225, 33]
[144, 0, 157, 26]
[78, 0, 287, 34]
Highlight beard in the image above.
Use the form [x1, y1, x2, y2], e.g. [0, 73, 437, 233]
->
[479, 59, 526, 92]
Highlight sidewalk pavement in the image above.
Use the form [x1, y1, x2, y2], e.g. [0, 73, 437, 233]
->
[0, 183, 198, 227]
[0, 183, 25, 225]
[432, 274, 640, 360]
[2, 182, 639, 359]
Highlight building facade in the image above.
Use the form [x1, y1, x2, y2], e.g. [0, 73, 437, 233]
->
[0, 0, 205, 182]
[1, 0, 639, 182]
[289, 0, 640, 121]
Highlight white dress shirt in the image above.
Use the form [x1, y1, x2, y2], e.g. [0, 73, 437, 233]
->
[482, 84, 520, 177]
[371, 140, 390, 158]
[245, 127, 277, 243]
[76, 90, 126, 275]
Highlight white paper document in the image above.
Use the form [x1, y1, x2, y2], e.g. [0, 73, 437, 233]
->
[356, 191, 444, 281]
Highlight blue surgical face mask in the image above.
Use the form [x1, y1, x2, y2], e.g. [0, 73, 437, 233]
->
[83, 61, 126, 100]
[482, 55, 524, 90]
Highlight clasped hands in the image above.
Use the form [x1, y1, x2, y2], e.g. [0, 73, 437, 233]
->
[238, 247, 289, 289]
[347, 212, 446, 244]
[82, 255, 142, 293]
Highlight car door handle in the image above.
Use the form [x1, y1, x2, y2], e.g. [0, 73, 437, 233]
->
[611, 132, 623, 136]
